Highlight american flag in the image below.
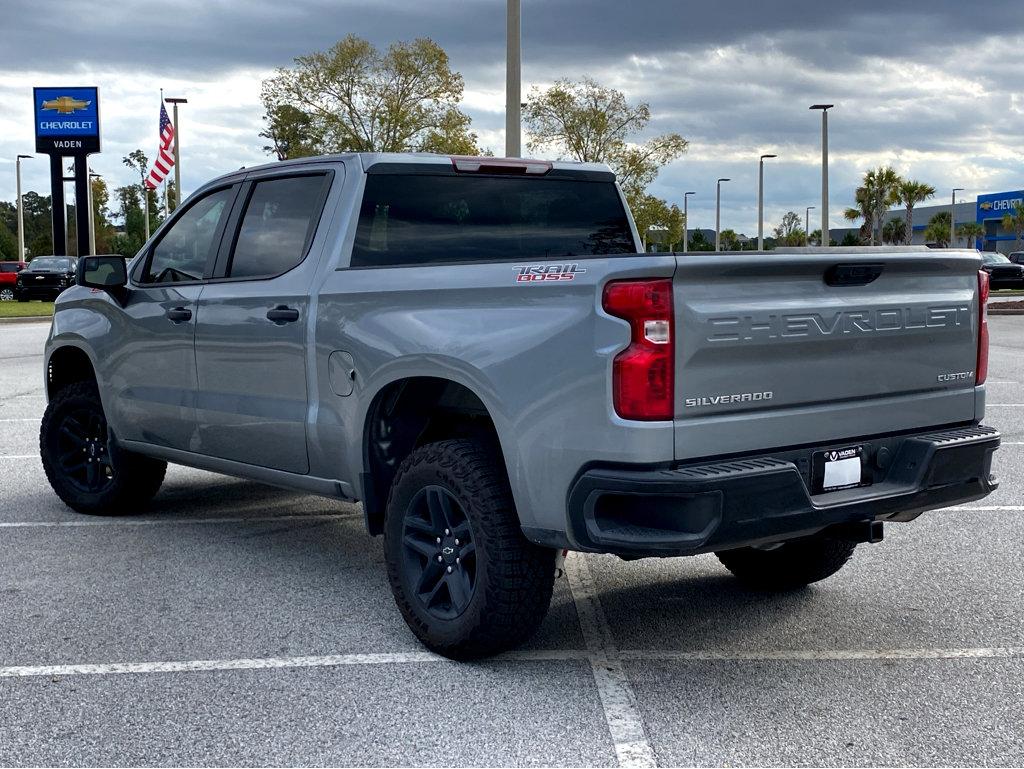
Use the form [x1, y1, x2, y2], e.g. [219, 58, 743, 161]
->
[144, 102, 176, 190]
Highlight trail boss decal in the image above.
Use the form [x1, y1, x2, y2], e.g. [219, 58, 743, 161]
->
[515, 263, 586, 283]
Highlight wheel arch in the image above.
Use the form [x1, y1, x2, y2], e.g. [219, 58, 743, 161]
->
[360, 375, 511, 536]
[46, 344, 99, 401]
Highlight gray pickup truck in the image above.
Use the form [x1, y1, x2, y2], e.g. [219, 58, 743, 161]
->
[41, 153, 1000, 658]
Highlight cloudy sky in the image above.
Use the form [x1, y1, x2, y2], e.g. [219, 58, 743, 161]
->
[2, 0, 1024, 235]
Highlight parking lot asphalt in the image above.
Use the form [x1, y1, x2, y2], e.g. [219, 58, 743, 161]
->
[0, 319, 1022, 767]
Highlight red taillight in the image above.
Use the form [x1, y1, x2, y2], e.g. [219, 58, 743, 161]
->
[602, 279, 674, 420]
[977, 269, 989, 385]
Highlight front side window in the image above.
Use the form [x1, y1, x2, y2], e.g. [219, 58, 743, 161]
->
[351, 174, 635, 268]
[144, 187, 234, 284]
[1, 263, 21, 273]
[227, 175, 329, 279]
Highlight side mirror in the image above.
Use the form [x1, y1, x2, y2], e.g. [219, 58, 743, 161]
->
[77, 255, 128, 290]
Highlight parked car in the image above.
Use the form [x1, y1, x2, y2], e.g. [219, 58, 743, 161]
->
[0, 261, 27, 301]
[14, 256, 77, 301]
[980, 251, 1024, 289]
[1007, 251, 1024, 265]
[41, 153, 1000, 659]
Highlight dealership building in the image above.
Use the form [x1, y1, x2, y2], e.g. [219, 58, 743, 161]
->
[832, 189, 1024, 252]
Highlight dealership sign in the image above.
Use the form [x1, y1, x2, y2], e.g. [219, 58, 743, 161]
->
[977, 190, 1024, 221]
[33, 86, 100, 154]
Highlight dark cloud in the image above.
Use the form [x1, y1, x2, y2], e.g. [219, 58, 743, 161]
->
[2, 0, 1024, 234]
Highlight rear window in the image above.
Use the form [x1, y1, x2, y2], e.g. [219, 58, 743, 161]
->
[350, 174, 635, 268]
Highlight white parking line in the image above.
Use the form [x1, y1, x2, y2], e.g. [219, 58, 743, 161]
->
[0, 649, 590, 679]
[625, 647, 1024, 662]
[2, 644, 1018, 681]
[0, 455, 39, 460]
[565, 555, 658, 769]
[0, 512, 362, 528]
[0, 418, 40, 423]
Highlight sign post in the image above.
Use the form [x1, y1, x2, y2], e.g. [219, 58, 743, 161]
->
[33, 86, 101, 257]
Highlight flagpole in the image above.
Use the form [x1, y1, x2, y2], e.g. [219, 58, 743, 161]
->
[165, 96, 187, 209]
[143, 184, 150, 241]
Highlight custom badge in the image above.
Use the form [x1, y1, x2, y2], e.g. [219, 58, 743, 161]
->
[514, 263, 586, 283]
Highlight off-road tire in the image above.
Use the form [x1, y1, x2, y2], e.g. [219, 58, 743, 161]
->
[40, 381, 167, 515]
[383, 438, 555, 659]
[716, 534, 857, 591]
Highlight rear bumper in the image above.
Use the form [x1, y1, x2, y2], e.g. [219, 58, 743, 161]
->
[567, 425, 1000, 557]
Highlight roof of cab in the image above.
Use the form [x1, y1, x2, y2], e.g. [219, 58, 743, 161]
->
[217, 152, 613, 180]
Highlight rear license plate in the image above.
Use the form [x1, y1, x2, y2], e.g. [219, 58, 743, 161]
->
[812, 445, 870, 494]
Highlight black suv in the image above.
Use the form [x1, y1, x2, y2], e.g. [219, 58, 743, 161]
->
[14, 256, 77, 301]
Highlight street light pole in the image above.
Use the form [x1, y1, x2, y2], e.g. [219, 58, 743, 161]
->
[715, 178, 730, 251]
[505, 0, 521, 157]
[757, 153, 777, 251]
[683, 191, 695, 253]
[165, 97, 188, 208]
[951, 187, 964, 247]
[810, 104, 833, 247]
[806, 206, 815, 246]
[15, 154, 31, 260]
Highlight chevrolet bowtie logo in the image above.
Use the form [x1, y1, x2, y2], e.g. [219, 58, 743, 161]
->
[41, 96, 91, 114]
[980, 202, 993, 210]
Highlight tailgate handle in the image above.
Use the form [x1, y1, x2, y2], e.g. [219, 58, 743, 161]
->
[824, 263, 884, 287]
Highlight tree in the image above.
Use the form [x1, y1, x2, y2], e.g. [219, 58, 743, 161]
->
[665, 204, 684, 251]
[893, 179, 935, 245]
[630, 194, 670, 250]
[688, 228, 713, 251]
[882, 217, 907, 245]
[808, 228, 823, 247]
[958, 222, 985, 249]
[840, 230, 860, 247]
[524, 77, 687, 213]
[719, 228, 740, 251]
[260, 35, 484, 157]
[864, 167, 901, 245]
[123, 149, 161, 233]
[924, 211, 952, 247]
[1001, 201, 1024, 250]
[844, 186, 872, 245]
[260, 104, 315, 160]
[0, 220, 16, 259]
[773, 211, 805, 246]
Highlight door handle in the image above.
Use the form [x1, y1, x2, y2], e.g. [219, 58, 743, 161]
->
[165, 307, 192, 323]
[266, 306, 300, 324]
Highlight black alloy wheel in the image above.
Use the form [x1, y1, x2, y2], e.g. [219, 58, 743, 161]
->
[53, 405, 115, 494]
[401, 485, 477, 619]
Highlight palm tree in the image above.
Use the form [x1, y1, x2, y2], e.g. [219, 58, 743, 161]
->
[843, 186, 872, 244]
[882, 218, 907, 245]
[1001, 201, 1024, 250]
[893, 179, 936, 245]
[957, 222, 985, 249]
[864, 167, 901, 245]
[924, 211, 952, 247]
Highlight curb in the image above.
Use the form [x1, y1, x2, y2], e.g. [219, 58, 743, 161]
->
[0, 316, 51, 324]
[990, 308, 1024, 315]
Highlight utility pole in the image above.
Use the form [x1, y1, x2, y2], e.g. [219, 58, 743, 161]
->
[505, 0, 521, 157]
[810, 104, 833, 247]
[758, 154, 777, 251]
[683, 191, 695, 253]
[165, 97, 188, 208]
[16, 154, 31, 260]
[806, 206, 815, 246]
[951, 188, 964, 247]
[715, 178, 730, 251]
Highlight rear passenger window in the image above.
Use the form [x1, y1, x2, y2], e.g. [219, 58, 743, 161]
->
[350, 174, 635, 267]
[227, 175, 329, 279]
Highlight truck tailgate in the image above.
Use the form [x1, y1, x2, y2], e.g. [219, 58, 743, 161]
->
[673, 251, 982, 460]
